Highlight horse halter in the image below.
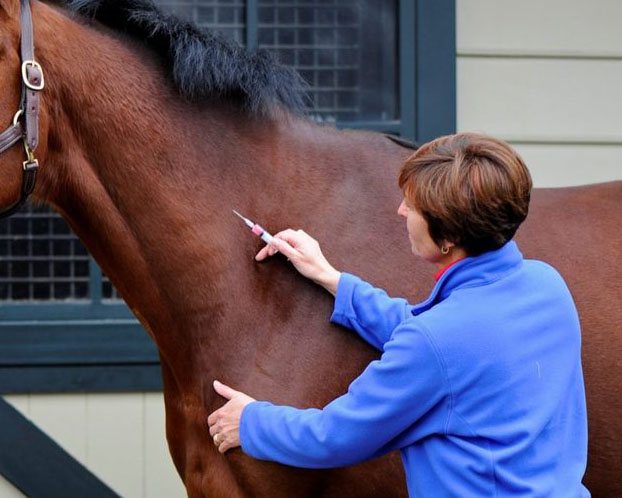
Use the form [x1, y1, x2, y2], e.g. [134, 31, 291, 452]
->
[0, 0, 43, 219]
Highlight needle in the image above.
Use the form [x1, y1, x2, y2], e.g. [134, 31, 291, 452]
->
[232, 210, 274, 245]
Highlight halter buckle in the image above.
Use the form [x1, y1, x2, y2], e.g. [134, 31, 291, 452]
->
[23, 158, 39, 171]
[21, 60, 45, 91]
[22, 138, 37, 165]
[12, 109, 24, 127]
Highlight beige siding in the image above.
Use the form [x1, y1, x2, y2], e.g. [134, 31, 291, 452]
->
[457, 0, 622, 56]
[513, 144, 622, 187]
[458, 58, 622, 142]
[0, 475, 26, 498]
[457, 0, 622, 187]
[4, 394, 186, 498]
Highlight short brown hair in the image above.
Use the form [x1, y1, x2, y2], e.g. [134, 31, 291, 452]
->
[398, 133, 532, 256]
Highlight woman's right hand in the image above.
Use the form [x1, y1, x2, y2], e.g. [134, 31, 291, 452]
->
[255, 229, 341, 296]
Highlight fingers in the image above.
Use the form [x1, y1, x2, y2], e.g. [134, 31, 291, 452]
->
[254, 234, 303, 262]
[276, 229, 306, 249]
[208, 420, 239, 454]
[218, 440, 235, 453]
[208, 422, 217, 436]
[254, 245, 271, 261]
[207, 409, 218, 427]
[213, 380, 238, 400]
[271, 236, 303, 260]
[255, 241, 280, 261]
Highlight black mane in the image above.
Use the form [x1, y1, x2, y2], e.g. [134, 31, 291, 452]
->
[63, 0, 308, 116]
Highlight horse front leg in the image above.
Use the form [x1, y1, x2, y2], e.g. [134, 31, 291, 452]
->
[160, 359, 246, 498]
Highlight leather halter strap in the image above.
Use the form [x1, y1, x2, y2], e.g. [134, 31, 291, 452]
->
[0, 0, 44, 219]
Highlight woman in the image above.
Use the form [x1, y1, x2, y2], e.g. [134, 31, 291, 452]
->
[207, 133, 589, 497]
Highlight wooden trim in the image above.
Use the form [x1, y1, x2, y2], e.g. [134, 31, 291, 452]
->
[0, 397, 120, 497]
[0, 321, 158, 366]
[0, 365, 162, 394]
[399, 0, 416, 140]
[415, 0, 457, 142]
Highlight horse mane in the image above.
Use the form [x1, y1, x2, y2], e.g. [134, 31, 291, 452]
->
[62, 0, 309, 116]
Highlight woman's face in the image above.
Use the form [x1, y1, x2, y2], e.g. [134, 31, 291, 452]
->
[397, 199, 446, 264]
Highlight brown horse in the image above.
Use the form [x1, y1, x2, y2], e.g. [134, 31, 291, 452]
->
[0, 1, 620, 496]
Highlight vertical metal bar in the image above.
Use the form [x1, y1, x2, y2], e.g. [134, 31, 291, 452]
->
[399, 0, 416, 141]
[48, 211, 53, 299]
[70, 234, 75, 298]
[415, 0, 456, 142]
[27, 216, 33, 300]
[89, 257, 102, 304]
[7, 218, 13, 299]
[246, 0, 258, 51]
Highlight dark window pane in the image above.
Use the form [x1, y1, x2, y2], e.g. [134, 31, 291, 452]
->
[55, 262, 70, 277]
[318, 70, 335, 87]
[278, 49, 295, 65]
[33, 261, 49, 277]
[298, 8, 314, 25]
[218, 7, 234, 23]
[75, 261, 89, 277]
[258, 7, 274, 23]
[298, 49, 314, 66]
[197, 7, 215, 23]
[32, 239, 49, 256]
[278, 29, 295, 45]
[54, 282, 70, 300]
[298, 28, 313, 45]
[13, 283, 29, 300]
[278, 8, 295, 24]
[75, 282, 89, 299]
[33, 283, 51, 300]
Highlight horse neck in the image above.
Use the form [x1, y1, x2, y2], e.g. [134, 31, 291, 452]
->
[31, 3, 416, 385]
[34, 3, 262, 350]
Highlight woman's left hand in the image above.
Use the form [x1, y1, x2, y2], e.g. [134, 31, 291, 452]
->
[207, 380, 256, 453]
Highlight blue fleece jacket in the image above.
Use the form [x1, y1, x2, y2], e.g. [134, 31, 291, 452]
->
[240, 241, 589, 497]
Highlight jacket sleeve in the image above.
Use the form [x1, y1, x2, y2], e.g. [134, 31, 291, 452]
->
[330, 272, 414, 350]
[239, 322, 449, 468]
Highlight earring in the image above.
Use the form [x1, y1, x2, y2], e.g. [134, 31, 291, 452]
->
[441, 246, 449, 255]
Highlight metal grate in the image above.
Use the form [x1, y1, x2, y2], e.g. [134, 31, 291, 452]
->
[0, 203, 123, 302]
[154, 0, 246, 44]
[0, 204, 90, 301]
[257, 0, 397, 123]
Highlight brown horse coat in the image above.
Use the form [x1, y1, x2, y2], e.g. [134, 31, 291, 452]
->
[0, 1, 620, 496]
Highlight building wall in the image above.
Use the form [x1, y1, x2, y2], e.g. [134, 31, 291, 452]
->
[2, 393, 185, 497]
[2, 1, 621, 497]
[457, 0, 622, 187]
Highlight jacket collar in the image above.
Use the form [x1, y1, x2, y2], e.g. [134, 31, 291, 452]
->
[410, 240, 524, 316]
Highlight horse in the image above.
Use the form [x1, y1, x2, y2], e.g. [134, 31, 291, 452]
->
[0, 1, 620, 496]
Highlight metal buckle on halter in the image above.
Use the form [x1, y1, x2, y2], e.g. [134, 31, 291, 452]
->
[22, 138, 39, 171]
[12, 109, 24, 127]
[21, 60, 45, 91]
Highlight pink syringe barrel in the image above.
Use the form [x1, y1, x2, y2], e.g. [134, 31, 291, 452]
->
[251, 224, 274, 245]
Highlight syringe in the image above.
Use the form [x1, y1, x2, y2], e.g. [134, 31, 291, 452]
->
[233, 210, 274, 245]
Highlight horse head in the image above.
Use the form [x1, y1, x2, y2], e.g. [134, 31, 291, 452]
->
[0, 0, 49, 216]
[0, 0, 24, 209]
